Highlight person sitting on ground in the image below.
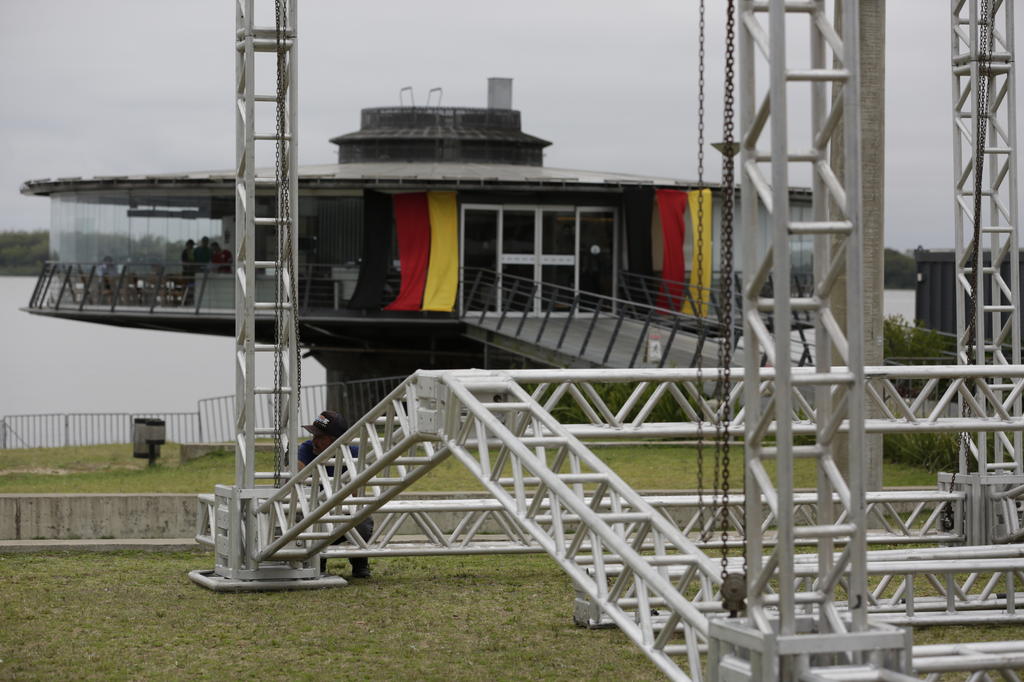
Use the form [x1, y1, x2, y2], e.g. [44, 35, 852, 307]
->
[299, 410, 373, 579]
[211, 241, 232, 273]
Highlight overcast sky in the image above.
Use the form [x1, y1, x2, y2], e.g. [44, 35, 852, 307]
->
[0, 0, 1014, 252]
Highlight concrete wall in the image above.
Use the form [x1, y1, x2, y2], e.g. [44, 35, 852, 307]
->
[1, 491, 935, 541]
[0, 494, 196, 540]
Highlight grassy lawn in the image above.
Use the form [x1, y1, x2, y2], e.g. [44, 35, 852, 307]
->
[0, 445, 1018, 679]
[0, 550, 665, 681]
[0, 550, 1020, 680]
[0, 442, 937, 493]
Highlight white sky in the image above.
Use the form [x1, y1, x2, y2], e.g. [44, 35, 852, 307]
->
[0, 0, 1016, 252]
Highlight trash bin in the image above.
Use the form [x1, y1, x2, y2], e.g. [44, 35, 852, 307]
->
[133, 418, 166, 466]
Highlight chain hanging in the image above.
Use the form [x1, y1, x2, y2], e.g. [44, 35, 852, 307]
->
[694, 0, 714, 544]
[283, 0, 302, 447]
[949, 0, 994, 521]
[717, 0, 745, 618]
[272, 0, 288, 487]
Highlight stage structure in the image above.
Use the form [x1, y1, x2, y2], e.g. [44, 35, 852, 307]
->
[191, 0, 1024, 678]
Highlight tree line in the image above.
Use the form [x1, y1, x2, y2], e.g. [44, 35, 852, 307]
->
[883, 248, 916, 289]
[0, 231, 49, 275]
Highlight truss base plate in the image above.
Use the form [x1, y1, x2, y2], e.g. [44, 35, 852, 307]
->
[188, 569, 348, 592]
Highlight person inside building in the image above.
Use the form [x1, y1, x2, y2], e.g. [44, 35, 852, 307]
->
[180, 239, 196, 275]
[97, 255, 116, 303]
[211, 241, 232, 273]
[299, 410, 373, 579]
[193, 236, 213, 266]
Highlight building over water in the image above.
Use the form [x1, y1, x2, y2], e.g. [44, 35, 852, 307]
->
[21, 78, 813, 382]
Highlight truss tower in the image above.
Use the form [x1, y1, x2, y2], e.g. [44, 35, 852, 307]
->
[950, 0, 1024, 507]
[708, 1, 910, 677]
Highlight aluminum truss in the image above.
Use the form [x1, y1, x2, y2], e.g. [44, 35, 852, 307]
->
[191, 367, 1024, 678]
[950, 0, 1024, 556]
[704, 0, 917, 678]
[191, 0, 326, 590]
[243, 370, 725, 680]
[187, 0, 1024, 674]
[952, 0, 1022, 413]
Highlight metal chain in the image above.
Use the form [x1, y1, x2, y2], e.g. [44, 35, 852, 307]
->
[281, 0, 302, 443]
[718, 0, 739, 583]
[272, 0, 287, 487]
[713, 0, 745, 618]
[950, 0, 994, 518]
[695, 0, 712, 543]
[958, 0, 993, 476]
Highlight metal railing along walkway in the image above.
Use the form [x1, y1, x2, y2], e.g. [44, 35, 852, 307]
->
[459, 267, 815, 369]
[27, 260, 821, 372]
[28, 260, 402, 315]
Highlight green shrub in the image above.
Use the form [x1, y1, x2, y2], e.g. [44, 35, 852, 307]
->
[883, 431, 959, 473]
[883, 315, 953, 362]
[531, 381, 710, 425]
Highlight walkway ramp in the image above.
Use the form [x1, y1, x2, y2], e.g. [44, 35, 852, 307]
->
[458, 269, 812, 369]
[464, 310, 721, 369]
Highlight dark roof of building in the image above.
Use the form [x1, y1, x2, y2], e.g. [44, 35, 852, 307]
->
[331, 126, 550, 145]
[21, 161, 701, 195]
[330, 106, 551, 166]
[329, 106, 551, 147]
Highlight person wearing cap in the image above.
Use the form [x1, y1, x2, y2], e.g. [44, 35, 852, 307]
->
[299, 410, 373, 579]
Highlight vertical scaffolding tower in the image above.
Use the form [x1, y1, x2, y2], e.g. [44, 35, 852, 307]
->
[708, 1, 910, 677]
[952, 0, 1021, 385]
[946, 1, 1024, 541]
[193, 0, 342, 589]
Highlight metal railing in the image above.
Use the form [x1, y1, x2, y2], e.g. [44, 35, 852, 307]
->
[196, 376, 404, 444]
[461, 266, 727, 368]
[460, 267, 816, 368]
[616, 270, 726, 320]
[27, 260, 403, 315]
[0, 412, 201, 450]
[0, 377, 404, 450]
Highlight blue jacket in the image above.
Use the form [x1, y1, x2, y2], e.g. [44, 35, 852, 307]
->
[298, 440, 359, 476]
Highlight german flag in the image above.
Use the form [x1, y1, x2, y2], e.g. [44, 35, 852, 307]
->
[384, 191, 458, 312]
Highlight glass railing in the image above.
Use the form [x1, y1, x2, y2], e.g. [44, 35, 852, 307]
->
[27, 261, 403, 315]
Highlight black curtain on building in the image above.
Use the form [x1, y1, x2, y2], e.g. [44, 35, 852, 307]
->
[347, 191, 393, 310]
[623, 187, 654, 276]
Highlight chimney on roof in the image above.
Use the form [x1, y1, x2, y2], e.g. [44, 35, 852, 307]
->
[487, 78, 513, 110]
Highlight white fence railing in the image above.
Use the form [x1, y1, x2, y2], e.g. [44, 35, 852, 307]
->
[0, 377, 404, 450]
[0, 412, 201, 449]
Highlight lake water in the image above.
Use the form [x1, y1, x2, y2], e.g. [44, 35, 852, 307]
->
[884, 288, 915, 321]
[0, 276, 325, 416]
[0, 276, 919, 417]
